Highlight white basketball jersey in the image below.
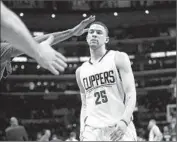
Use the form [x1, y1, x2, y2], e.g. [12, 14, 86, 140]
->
[79, 50, 126, 128]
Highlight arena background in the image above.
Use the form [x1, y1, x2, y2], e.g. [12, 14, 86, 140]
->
[0, 0, 176, 141]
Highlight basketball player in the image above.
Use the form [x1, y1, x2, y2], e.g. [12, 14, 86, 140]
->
[0, 14, 95, 79]
[148, 119, 163, 141]
[76, 22, 137, 141]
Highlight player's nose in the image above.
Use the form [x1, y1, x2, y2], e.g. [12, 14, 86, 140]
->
[92, 34, 97, 38]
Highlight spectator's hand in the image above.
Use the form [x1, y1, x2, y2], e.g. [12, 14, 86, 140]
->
[36, 35, 67, 75]
[72, 15, 95, 36]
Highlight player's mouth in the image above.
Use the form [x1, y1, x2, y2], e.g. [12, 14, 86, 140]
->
[91, 39, 98, 43]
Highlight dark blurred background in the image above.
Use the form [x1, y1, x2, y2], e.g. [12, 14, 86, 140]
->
[0, 0, 176, 141]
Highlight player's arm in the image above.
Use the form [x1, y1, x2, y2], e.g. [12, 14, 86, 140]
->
[34, 30, 74, 45]
[75, 67, 86, 137]
[1, 2, 67, 75]
[1, 25, 84, 59]
[1, 13, 95, 59]
[115, 52, 137, 125]
[1, 2, 42, 59]
[34, 15, 95, 45]
[1, 42, 23, 59]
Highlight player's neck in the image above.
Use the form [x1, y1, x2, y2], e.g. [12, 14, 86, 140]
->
[90, 45, 107, 62]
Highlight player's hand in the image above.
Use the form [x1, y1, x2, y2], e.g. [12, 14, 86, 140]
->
[72, 15, 95, 36]
[79, 131, 84, 141]
[110, 120, 127, 141]
[36, 35, 67, 75]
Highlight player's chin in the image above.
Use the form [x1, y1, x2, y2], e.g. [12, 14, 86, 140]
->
[89, 43, 99, 49]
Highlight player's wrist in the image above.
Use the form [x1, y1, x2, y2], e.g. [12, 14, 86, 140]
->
[34, 44, 43, 62]
[120, 119, 128, 126]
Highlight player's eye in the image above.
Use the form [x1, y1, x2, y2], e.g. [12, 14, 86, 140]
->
[97, 31, 102, 35]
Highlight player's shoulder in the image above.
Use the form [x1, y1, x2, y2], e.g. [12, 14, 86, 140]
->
[115, 51, 130, 65]
[114, 51, 131, 72]
[75, 61, 88, 75]
[75, 67, 81, 77]
[115, 51, 129, 59]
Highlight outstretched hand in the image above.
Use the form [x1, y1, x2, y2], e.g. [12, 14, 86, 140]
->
[72, 15, 95, 36]
[36, 35, 67, 75]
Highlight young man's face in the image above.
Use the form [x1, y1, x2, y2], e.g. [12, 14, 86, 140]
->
[86, 24, 108, 49]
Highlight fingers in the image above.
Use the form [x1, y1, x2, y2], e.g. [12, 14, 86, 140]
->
[88, 15, 96, 23]
[110, 132, 118, 141]
[83, 15, 95, 25]
[86, 15, 95, 22]
[110, 129, 123, 141]
[48, 64, 59, 75]
[55, 51, 67, 64]
[52, 62, 65, 72]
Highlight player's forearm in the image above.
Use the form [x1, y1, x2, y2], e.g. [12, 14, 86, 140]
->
[34, 29, 74, 46]
[80, 106, 87, 132]
[47, 29, 74, 45]
[121, 91, 136, 124]
[1, 3, 40, 59]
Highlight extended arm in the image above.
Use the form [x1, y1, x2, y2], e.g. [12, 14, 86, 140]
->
[115, 52, 137, 124]
[1, 1, 40, 59]
[34, 29, 74, 45]
[34, 15, 95, 45]
[75, 67, 87, 138]
[2, 15, 95, 58]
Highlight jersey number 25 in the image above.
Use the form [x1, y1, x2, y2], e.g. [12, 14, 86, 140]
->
[94, 90, 108, 105]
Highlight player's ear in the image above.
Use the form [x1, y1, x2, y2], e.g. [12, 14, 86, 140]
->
[105, 36, 109, 44]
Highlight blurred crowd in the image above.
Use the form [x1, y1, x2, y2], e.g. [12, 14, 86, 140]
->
[0, 94, 176, 141]
[0, 111, 176, 141]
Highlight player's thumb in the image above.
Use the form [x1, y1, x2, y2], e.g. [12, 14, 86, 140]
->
[45, 35, 54, 45]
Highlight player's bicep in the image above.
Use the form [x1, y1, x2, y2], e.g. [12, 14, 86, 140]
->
[115, 52, 136, 92]
[122, 68, 136, 93]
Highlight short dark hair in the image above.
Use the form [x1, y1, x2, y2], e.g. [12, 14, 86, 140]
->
[90, 21, 109, 36]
